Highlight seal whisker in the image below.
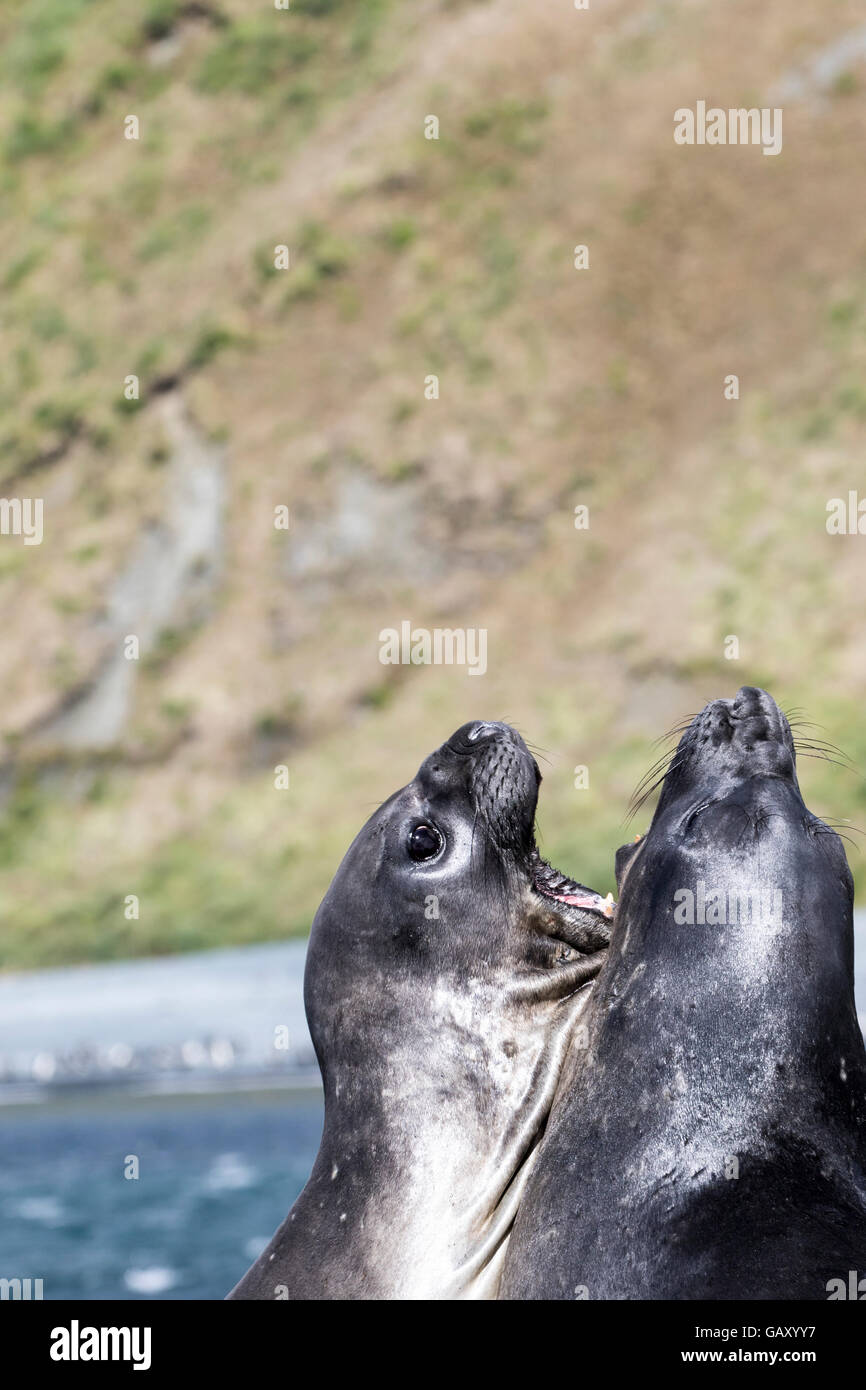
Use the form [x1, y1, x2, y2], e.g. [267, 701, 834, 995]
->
[521, 737, 551, 764]
[650, 713, 698, 750]
[796, 749, 858, 775]
[781, 704, 808, 721]
[633, 750, 681, 786]
[629, 747, 682, 799]
[792, 733, 853, 754]
[625, 753, 687, 823]
[794, 745, 854, 764]
[816, 818, 864, 850]
[627, 742, 691, 815]
[794, 740, 856, 768]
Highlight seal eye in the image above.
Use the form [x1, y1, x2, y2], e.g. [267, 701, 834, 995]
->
[408, 823, 443, 861]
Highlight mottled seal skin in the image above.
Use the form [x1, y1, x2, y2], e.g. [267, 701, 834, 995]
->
[228, 720, 612, 1300]
[501, 687, 866, 1301]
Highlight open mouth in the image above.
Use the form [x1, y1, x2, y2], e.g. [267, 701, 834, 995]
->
[530, 848, 615, 919]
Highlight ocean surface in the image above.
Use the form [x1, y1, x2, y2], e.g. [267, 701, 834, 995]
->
[1, 914, 865, 1300]
[0, 1088, 323, 1300]
[0, 941, 322, 1300]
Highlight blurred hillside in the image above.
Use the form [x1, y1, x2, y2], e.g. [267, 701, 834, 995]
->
[1, 0, 866, 968]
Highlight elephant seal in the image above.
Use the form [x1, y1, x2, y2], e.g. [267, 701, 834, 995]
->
[229, 719, 612, 1300]
[501, 686, 866, 1300]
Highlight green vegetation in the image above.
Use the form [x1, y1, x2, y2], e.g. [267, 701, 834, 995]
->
[196, 24, 320, 95]
[0, 0, 865, 971]
[463, 98, 548, 152]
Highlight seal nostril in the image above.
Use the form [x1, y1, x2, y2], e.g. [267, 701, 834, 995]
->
[467, 721, 494, 743]
[467, 720, 513, 744]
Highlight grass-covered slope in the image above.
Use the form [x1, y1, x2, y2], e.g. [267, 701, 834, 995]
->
[2, 0, 866, 966]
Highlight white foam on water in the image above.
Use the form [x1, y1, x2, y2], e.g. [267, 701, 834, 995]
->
[123, 1266, 179, 1295]
[204, 1152, 256, 1193]
[9, 1194, 66, 1225]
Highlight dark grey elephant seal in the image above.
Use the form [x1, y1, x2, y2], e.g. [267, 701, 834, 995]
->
[229, 720, 612, 1300]
[501, 686, 866, 1300]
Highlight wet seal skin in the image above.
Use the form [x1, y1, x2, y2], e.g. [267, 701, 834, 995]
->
[500, 687, 866, 1300]
[227, 720, 612, 1300]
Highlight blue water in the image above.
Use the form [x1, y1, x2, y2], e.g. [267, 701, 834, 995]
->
[0, 1089, 323, 1300]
